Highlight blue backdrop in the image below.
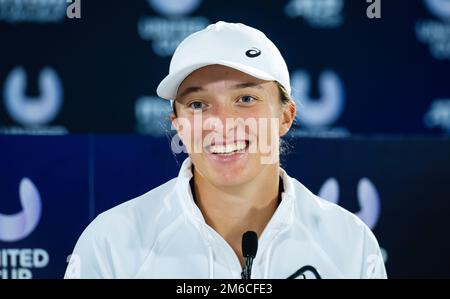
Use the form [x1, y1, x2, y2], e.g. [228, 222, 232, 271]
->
[1, 0, 450, 279]
[1, 135, 450, 278]
[0, 0, 449, 135]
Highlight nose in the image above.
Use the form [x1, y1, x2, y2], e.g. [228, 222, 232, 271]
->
[205, 101, 238, 135]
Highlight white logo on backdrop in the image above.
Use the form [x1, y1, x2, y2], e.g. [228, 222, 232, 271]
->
[0, 178, 49, 279]
[135, 96, 172, 136]
[424, 99, 450, 133]
[284, 0, 344, 28]
[138, 0, 209, 57]
[4, 67, 63, 127]
[424, 0, 450, 20]
[0, 0, 66, 23]
[0, 178, 42, 242]
[291, 69, 345, 129]
[318, 177, 381, 229]
[416, 0, 450, 59]
[147, 0, 202, 16]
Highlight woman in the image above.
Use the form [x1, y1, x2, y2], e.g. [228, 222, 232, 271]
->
[65, 21, 387, 279]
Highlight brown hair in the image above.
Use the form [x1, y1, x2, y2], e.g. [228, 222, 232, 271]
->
[274, 82, 294, 157]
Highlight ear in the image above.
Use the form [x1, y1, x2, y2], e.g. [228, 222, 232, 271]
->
[279, 100, 296, 137]
[170, 111, 183, 138]
[170, 111, 192, 152]
[169, 112, 177, 124]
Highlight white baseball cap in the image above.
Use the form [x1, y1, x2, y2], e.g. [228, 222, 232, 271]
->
[156, 21, 291, 102]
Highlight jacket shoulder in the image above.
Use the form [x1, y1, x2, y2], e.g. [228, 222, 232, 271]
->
[65, 178, 181, 278]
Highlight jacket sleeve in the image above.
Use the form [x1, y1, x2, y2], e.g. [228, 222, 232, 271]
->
[360, 225, 387, 279]
[64, 214, 114, 279]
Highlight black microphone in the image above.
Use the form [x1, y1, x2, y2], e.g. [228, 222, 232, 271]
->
[241, 231, 258, 279]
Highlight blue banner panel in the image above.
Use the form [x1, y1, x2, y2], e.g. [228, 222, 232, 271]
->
[1, 135, 450, 278]
[92, 135, 184, 215]
[0, 136, 90, 278]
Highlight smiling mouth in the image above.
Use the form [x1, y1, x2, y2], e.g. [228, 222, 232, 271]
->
[205, 140, 250, 155]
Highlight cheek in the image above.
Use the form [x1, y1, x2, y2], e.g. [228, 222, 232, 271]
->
[247, 105, 281, 135]
[251, 101, 281, 120]
[192, 126, 206, 153]
[175, 117, 202, 153]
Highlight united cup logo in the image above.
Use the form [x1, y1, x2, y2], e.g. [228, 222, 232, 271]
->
[0, 178, 42, 242]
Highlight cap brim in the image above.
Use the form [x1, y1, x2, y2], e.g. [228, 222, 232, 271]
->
[156, 60, 276, 100]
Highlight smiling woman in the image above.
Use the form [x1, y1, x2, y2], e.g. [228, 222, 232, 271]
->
[169, 65, 295, 266]
[65, 21, 387, 279]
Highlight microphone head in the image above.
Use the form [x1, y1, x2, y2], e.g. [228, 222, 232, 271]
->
[242, 231, 258, 258]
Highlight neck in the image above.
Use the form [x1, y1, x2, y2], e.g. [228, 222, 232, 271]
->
[192, 164, 281, 266]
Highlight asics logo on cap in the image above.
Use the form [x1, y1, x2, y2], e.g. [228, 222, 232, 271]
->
[245, 47, 261, 58]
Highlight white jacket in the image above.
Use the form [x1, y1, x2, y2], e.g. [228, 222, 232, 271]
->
[65, 157, 387, 279]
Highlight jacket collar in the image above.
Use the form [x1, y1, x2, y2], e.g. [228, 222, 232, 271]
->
[175, 157, 296, 230]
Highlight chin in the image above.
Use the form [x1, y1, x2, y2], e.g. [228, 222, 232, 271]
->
[210, 162, 259, 187]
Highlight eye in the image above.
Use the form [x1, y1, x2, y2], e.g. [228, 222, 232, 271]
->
[188, 101, 206, 110]
[237, 95, 256, 104]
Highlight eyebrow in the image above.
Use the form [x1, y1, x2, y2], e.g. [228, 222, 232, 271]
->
[177, 82, 264, 100]
[232, 82, 264, 90]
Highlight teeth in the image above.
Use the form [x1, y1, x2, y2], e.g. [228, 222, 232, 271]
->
[209, 141, 247, 154]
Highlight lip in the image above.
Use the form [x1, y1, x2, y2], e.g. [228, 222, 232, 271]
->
[204, 140, 249, 153]
[205, 140, 250, 164]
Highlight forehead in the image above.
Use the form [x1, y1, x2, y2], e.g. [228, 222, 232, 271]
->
[177, 64, 273, 95]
